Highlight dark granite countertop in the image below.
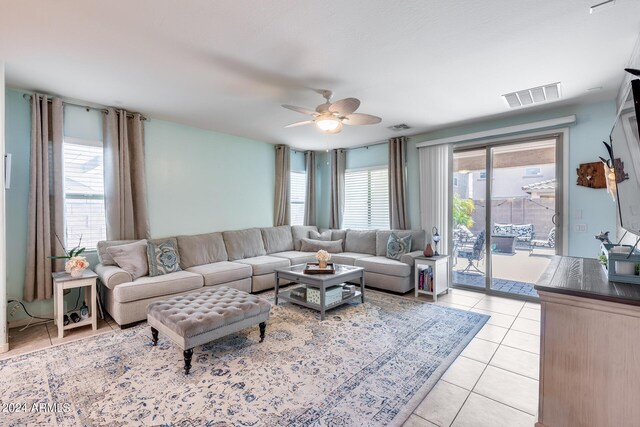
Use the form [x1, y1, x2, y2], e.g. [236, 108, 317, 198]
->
[534, 256, 640, 306]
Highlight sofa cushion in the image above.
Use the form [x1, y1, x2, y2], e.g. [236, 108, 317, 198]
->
[147, 239, 182, 277]
[300, 238, 343, 253]
[494, 223, 513, 235]
[345, 230, 377, 255]
[355, 256, 411, 277]
[309, 230, 332, 241]
[186, 261, 252, 287]
[235, 255, 290, 276]
[376, 230, 426, 256]
[177, 232, 228, 269]
[270, 251, 317, 266]
[320, 229, 348, 250]
[112, 270, 203, 303]
[291, 225, 319, 250]
[261, 226, 294, 254]
[97, 240, 137, 266]
[386, 233, 412, 260]
[330, 252, 374, 266]
[223, 228, 267, 261]
[106, 240, 148, 280]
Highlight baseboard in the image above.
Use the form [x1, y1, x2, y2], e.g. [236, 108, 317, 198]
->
[0, 342, 8, 353]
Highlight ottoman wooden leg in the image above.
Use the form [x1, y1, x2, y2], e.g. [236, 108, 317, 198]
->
[151, 327, 158, 346]
[183, 349, 193, 375]
[259, 322, 266, 343]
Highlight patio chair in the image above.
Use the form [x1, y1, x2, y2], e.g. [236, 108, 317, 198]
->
[457, 230, 486, 274]
[529, 227, 556, 254]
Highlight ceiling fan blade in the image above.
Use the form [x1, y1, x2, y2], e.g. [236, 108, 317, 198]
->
[329, 98, 360, 116]
[282, 104, 318, 116]
[343, 113, 382, 125]
[285, 120, 314, 128]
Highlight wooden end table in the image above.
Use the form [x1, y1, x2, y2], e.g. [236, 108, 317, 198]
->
[52, 269, 98, 339]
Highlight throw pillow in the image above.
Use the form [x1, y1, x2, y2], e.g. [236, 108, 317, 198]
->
[386, 233, 412, 260]
[106, 240, 149, 280]
[147, 239, 182, 277]
[309, 230, 332, 241]
[300, 238, 343, 253]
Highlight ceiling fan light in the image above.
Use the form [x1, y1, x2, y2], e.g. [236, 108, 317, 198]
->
[316, 116, 343, 133]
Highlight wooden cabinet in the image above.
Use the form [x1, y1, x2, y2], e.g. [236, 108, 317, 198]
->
[536, 257, 640, 427]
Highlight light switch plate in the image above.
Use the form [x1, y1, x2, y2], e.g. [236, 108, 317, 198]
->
[574, 224, 587, 233]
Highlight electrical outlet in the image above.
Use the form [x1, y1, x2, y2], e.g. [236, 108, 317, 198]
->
[575, 224, 587, 233]
[9, 302, 20, 317]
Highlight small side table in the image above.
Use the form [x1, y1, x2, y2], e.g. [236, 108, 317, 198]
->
[415, 255, 450, 301]
[52, 269, 98, 339]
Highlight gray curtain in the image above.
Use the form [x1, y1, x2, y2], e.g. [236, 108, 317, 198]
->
[24, 95, 65, 302]
[389, 136, 409, 229]
[103, 109, 150, 240]
[329, 149, 346, 229]
[274, 145, 290, 226]
[304, 151, 316, 226]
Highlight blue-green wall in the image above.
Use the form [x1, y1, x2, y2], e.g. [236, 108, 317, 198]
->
[5, 87, 275, 320]
[318, 100, 618, 258]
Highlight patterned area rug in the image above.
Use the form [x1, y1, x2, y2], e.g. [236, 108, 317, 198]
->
[1, 290, 488, 426]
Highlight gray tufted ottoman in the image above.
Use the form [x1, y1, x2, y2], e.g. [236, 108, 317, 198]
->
[147, 286, 271, 374]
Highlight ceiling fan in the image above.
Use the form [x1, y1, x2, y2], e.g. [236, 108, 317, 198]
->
[282, 90, 382, 134]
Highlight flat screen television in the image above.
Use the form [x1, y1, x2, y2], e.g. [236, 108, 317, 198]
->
[611, 79, 640, 237]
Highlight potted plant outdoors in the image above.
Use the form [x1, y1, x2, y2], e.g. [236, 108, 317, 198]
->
[51, 235, 89, 278]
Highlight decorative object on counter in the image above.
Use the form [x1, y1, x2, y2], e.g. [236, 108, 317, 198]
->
[423, 243, 434, 257]
[595, 231, 612, 245]
[600, 243, 640, 284]
[432, 227, 441, 256]
[315, 249, 331, 269]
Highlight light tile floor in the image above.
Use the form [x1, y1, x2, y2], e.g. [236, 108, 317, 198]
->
[405, 288, 541, 427]
[1, 314, 119, 360]
[2, 289, 539, 427]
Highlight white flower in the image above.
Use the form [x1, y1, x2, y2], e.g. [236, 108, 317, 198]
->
[315, 250, 331, 262]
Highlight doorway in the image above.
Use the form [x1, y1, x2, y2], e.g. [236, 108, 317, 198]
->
[451, 136, 562, 299]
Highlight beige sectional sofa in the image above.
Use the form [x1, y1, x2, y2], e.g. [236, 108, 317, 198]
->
[95, 226, 425, 326]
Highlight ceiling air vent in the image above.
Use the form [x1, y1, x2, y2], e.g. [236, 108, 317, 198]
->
[388, 123, 411, 131]
[503, 83, 561, 109]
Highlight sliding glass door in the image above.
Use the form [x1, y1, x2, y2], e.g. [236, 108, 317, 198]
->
[451, 136, 562, 299]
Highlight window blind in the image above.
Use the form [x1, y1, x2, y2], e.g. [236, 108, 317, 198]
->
[343, 166, 390, 230]
[63, 141, 106, 249]
[290, 170, 306, 226]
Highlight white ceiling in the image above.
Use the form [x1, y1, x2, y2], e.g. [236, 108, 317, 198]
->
[1, 0, 639, 150]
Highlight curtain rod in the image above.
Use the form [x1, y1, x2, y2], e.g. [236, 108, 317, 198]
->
[22, 93, 149, 121]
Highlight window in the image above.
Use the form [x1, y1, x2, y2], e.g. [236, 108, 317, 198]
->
[524, 167, 542, 177]
[63, 138, 106, 249]
[343, 166, 389, 230]
[290, 170, 306, 226]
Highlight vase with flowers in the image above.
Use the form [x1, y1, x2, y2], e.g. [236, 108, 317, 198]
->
[51, 234, 89, 277]
[315, 249, 332, 269]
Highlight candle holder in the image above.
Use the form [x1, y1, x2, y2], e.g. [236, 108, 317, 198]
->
[432, 226, 441, 256]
